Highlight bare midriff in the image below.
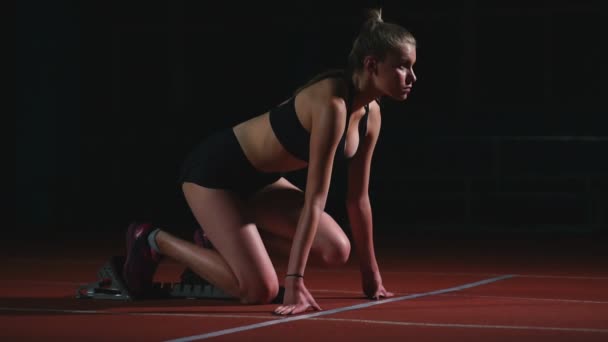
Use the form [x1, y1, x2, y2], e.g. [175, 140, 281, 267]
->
[232, 78, 366, 174]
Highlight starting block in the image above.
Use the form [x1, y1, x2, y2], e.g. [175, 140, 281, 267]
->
[76, 256, 235, 301]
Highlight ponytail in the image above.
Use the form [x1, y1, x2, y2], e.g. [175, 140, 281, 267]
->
[347, 8, 416, 73]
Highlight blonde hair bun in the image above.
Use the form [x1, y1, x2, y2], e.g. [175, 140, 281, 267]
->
[366, 8, 383, 23]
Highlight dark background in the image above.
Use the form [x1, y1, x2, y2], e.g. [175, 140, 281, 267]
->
[16, 0, 607, 240]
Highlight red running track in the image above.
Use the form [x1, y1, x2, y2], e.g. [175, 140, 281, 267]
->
[1, 229, 607, 341]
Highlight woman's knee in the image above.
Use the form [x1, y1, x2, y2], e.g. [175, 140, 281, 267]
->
[239, 273, 280, 304]
[317, 216, 351, 267]
[321, 233, 351, 266]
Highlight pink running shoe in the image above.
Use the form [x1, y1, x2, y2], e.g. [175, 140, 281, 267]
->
[122, 221, 163, 298]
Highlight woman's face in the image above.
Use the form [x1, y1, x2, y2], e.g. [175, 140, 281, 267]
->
[374, 43, 417, 101]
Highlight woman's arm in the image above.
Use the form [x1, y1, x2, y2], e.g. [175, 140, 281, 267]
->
[274, 97, 347, 315]
[287, 97, 347, 276]
[346, 102, 381, 274]
[345, 102, 392, 299]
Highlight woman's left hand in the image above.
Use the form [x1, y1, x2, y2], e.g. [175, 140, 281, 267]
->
[362, 271, 394, 300]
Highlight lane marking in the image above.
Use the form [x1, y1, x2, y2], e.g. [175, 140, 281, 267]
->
[314, 269, 608, 280]
[441, 293, 608, 304]
[0, 280, 87, 286]
[2, 307, 607, 334]
[305, 317, 608, 334]
[3, 279, 607, 305]
[0, 307, 105, 314]
[133, 314, 608, 334]
[163, 275, 515, 342]
[4, 295, 608, 336]
[5, 258, 608, 279]
[514, 274, 608, 280]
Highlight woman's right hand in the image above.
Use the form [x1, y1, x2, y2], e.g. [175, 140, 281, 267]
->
[273, 277, 322, 315]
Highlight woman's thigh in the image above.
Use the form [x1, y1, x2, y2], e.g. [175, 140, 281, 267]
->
[245, 177, 351, 265]
[182, 182, 279, 302]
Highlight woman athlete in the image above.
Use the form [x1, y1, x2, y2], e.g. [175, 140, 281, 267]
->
[122, 8, 417, 315]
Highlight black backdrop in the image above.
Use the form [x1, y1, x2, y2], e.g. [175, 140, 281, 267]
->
[16, 0, 607, 238]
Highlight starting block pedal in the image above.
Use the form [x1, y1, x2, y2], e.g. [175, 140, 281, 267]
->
[76, 256, 235, 301]
[77, 255, 134, 300]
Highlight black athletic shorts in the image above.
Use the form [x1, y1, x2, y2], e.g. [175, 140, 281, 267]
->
[178, 128, 282, 198]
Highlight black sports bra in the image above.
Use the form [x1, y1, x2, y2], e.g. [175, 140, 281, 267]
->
[268, 77, 369, 163]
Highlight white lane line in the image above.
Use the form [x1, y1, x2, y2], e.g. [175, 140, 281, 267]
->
[0, 307, 106, 314]
[441, 293, 608, 304]
[314, 269, 608, 280]
[0, 280, 87, 286]
[305, 317, 608, 334]
[514, 274, 608, 280]
[134, 313, 608, 334]
[163, 275, 515, 342]
[0, 307, 279, 321]
[3, 302, 607, 335]
[3, 279, 607, 305]
[6, 258, 608, 279]
[311, 291, 608, 304]
[5, 258, 106, 265]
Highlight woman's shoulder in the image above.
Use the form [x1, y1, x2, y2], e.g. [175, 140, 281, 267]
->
[297, 82, 347, 125]
[297, 77, 348, 109]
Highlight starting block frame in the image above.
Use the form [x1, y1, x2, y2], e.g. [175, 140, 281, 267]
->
[76, 256, 235, 301]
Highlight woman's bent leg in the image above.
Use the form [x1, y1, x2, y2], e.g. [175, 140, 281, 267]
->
[160, 182, 279, 304]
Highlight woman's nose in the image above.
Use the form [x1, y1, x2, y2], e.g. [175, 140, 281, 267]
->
[408, 69, 417, 83]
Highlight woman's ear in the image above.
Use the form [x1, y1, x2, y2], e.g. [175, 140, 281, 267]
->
[363, 55, 378, 74]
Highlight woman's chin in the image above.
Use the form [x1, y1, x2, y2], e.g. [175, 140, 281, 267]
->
[391, 93, 409, 101]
